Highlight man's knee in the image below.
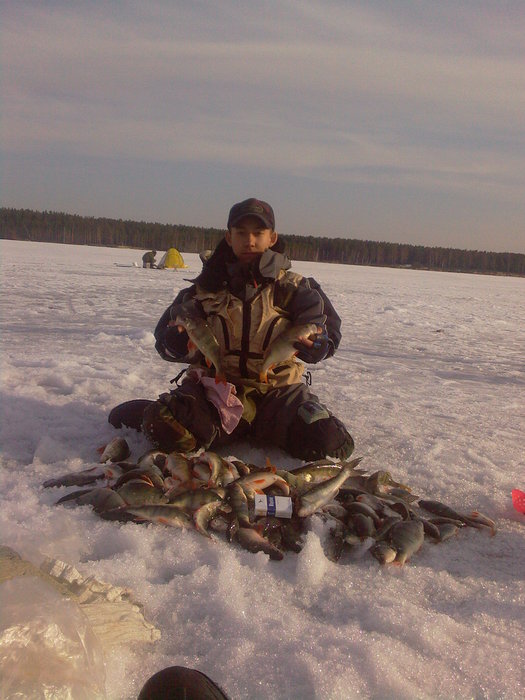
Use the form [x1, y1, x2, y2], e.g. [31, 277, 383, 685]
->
[286, 401, 354, 461]
[142, 400, 198, 453]
[142, 384, 220, 453]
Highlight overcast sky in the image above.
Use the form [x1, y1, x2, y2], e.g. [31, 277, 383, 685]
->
[2, 1, 524, 253]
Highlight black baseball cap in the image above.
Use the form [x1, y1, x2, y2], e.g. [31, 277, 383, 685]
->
[227, 198, 275, 230]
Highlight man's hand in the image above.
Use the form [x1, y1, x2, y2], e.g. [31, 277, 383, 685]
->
[164, 323, 190, 358]
[294, 327, 333, 364]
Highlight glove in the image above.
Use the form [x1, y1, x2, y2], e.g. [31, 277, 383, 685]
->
[164, 326, 190, 359]
[294, 331, 332, 364]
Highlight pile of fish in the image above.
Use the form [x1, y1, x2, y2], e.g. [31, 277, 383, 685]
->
[42, 437, 496, 566]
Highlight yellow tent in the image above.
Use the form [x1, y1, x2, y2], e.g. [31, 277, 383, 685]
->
[157, 248, 187, 269]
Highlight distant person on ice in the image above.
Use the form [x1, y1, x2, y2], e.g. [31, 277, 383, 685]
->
[142, 250, 157, 268]
[110, 198, 354, 460]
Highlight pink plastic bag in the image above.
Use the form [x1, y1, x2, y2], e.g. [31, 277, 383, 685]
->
[511, 489, 525, 514]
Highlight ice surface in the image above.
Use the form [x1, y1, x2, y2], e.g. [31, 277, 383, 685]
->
[1, 239, 524, 699]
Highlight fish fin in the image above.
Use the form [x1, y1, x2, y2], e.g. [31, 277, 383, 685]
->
[265, 457, 277, 474]
[469, 511, 497, 535]
[96, 445, 105, 455]
[187, 339, 196, 351]
[214, 374, 227, 384]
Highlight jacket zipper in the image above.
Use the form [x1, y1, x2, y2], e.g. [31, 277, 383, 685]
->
[240, 300, 251, 376]
[262, 316, 280, 351]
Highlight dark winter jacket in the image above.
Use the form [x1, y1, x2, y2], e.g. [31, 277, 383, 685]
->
[154, 238, 342, 386]
[142, 251, 156, 265]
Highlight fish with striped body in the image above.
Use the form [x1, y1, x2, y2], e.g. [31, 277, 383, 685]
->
[174, 308, 226, 381]
[259, 323, 319, 383]
[296, 458, 363, 517]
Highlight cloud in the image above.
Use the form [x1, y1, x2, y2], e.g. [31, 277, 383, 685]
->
[2, 1, 525, 251]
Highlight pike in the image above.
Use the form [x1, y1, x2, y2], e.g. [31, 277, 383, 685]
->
[296, 458, 363, 517]
[259, 323, 318, 383]
[174, 309, 226, 381]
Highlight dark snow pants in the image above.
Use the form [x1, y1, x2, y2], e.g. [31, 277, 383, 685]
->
[141, 377, 354, 461]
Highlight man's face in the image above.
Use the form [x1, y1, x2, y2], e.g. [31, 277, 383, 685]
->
[226, 215, 278, 263]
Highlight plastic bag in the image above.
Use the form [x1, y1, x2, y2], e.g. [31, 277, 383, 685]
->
[0, 577, 107, 699]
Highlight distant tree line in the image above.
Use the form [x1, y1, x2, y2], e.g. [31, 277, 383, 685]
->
[1, 207, 524, 276]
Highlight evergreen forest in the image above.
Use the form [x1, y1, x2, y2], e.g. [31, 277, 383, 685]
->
[1, 207, 523, 276]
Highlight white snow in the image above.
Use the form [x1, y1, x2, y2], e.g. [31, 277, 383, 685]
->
[1, 239, 524, 699]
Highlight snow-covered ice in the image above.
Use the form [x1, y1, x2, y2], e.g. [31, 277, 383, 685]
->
[1, 239, 524, 699]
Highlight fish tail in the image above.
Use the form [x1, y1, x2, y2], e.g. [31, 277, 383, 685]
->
[469, 511, 497, 535]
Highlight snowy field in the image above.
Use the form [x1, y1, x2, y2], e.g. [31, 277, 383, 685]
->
[1, 238, 524, 699]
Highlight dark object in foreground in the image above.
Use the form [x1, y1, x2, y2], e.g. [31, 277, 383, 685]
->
[108, 399, 153, 430]
[138, 666, 230, 700]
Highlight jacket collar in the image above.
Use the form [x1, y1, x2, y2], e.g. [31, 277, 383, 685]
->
[194, 238, 290, 292]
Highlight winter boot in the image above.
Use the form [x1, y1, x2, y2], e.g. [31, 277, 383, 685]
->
[108, 399, 153, 431]
[137, 665, 230, 700]
[286, 401, 355, 461]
